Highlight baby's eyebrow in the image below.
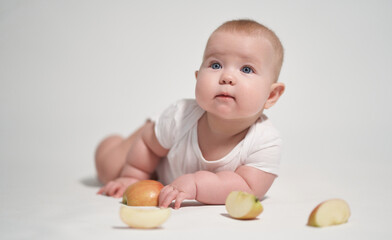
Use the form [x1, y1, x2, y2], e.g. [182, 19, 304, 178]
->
[203, 49, 229, 62]
[203, 51, 219, 60]
[203, 51, 261, 66]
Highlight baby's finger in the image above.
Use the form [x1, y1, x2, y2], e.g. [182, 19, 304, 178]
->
[160, 189, 178, 208]
[107, 182, 121, 196]
[159, 185, 171, 196]
[97, 186, 105, 195]
[97, 182, 112, 195]
[101, 181, 114, 195]
[158, 186, 172, 206]
[174, 192, 187, 209]
[114, 186, 125, 198]
[97, 187, 105, 194]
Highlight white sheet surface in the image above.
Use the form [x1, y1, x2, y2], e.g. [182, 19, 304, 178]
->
[1, 1, 392, 239]
[1, 161, 391, 239]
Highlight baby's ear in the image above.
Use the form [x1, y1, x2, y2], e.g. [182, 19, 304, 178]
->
[195, 71, 199, 79]
[264, 82, 285, 109]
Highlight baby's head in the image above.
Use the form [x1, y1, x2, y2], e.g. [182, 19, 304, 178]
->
[195, 19, 285, 120]
[206, 19, 284, 83]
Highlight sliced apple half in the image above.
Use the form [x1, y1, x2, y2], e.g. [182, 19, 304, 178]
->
[119, 205, 171, 229]
[307, 199, 351, 227]
[225, 191, 263, 220]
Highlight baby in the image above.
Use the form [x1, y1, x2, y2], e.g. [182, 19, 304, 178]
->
[95, 19, 285, 209]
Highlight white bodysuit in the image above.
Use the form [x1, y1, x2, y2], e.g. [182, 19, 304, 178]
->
[154, 99, 282, 185]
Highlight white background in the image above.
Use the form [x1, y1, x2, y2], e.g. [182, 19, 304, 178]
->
[1, 0, 391, 239]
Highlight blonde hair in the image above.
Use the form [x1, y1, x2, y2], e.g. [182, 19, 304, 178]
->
[210, 19, 284, 82]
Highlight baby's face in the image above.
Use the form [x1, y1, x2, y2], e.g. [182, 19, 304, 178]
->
[195, 31, 278, 120]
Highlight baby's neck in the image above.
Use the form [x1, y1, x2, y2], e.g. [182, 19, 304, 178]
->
[197, 112, 261, 161]
[202, 112, 260, 139]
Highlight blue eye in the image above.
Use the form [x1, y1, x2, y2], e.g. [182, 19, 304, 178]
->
[241, 66, 253, 74]
[211, 63, 222, 69]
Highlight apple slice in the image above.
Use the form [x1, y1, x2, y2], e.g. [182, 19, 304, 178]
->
[119, 205, 171, 229]
[307, 199, 351, 227]
[225, 191, 263, 220]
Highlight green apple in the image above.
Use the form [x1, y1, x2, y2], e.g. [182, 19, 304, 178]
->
[225, 191, 263, 219]
[307, 199, 351, 227]
[119, 205, 171, 229]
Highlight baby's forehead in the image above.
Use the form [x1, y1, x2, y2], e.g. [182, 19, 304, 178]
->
[204, 31, 276, 59]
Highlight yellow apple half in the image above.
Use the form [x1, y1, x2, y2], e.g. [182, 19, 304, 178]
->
[307, 199, 351, 227]
[119, 205, 171, 229]
[225, 191, 263, 220]
[122, 180, 164, 206]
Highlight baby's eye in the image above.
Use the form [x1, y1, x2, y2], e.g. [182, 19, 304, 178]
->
[241, 66, 253, 74]
[211, 63, 222, 69]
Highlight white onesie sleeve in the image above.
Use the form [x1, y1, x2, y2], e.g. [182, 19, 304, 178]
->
[153, 102, 177, 149]
[154, 99, 203, 150]
[243, 117, 282, 176]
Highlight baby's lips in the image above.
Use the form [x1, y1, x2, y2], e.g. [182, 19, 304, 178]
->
[215, 94, 235, 100]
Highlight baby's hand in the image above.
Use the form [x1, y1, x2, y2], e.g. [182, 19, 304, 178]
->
[159, 174, 197, 209]
[97, 177, 138, 198]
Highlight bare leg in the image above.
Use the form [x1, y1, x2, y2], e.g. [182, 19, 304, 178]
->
[95, 124, 146, 184]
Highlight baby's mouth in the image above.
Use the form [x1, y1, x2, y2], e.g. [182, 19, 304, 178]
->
[215, 93, 235, 100]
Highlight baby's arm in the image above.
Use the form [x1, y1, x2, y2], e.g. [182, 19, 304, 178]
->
[98, 121, 168, 197]
[159, 166, 276, 208]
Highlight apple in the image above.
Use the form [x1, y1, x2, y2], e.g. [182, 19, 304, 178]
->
[225, 191, 263, 220]
[122, 180, 164, 206]
[119, 205, 171, 229]
[307, 199, 351, 227]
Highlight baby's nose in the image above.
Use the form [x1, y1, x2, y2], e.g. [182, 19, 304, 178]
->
[219, 73, 236, 85]
[220, 79, 234, 85]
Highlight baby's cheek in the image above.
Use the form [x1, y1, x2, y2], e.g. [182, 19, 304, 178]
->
[239, 91, 266, 115]
[195, 86, 210, 108]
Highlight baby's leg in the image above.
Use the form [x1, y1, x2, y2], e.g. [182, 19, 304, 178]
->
[95, 124, 145, 184]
